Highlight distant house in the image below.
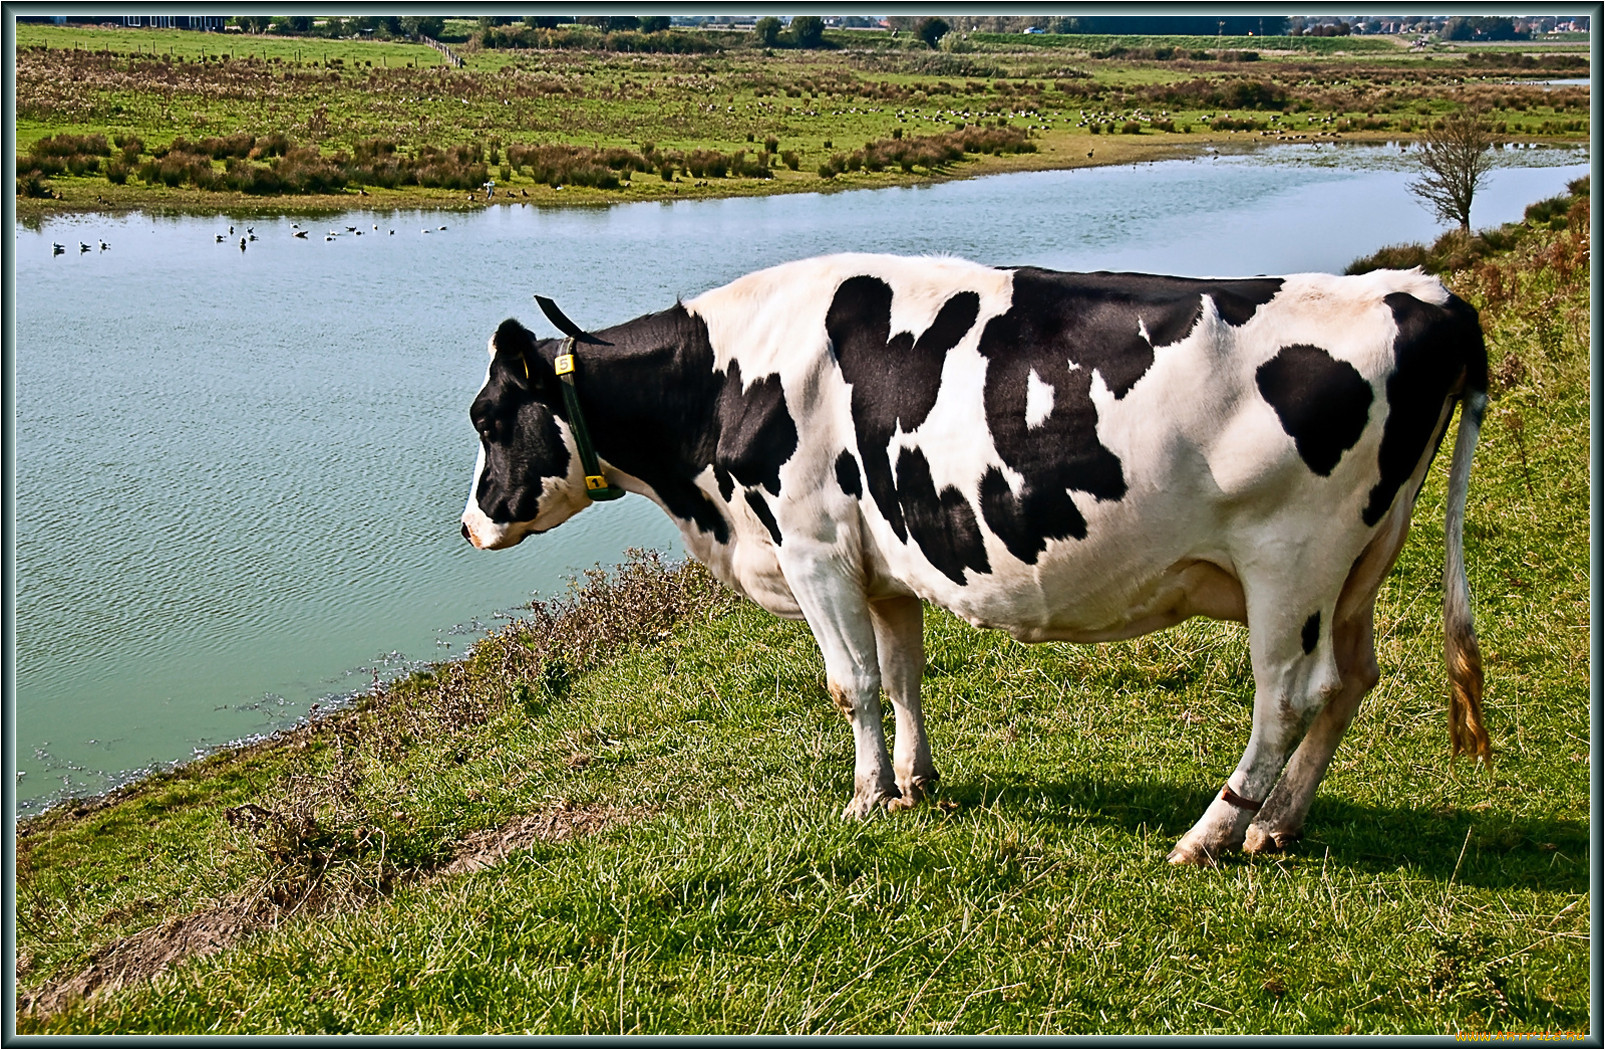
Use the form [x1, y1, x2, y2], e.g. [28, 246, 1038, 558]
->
[120, 15, 226, 30]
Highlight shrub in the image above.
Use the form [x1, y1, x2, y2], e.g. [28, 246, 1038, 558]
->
[250, 133, 292, 159]
[197, 132, 256, 159]
[16, 173, 53, 198]
[138, 151, 218, 189]
[28, 133, 110, 159]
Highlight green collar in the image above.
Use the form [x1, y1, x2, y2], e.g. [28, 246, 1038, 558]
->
[552, 338, 625, 502]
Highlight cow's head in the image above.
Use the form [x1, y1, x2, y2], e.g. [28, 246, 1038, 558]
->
[460, 318, 591, 549]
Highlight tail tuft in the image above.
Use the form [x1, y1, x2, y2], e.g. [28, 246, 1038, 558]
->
[1444, 387, 1489, 763]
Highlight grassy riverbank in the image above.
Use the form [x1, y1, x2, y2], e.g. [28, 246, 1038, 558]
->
[14, 23, 1589, 217]
[14, 184, 1591, 1034]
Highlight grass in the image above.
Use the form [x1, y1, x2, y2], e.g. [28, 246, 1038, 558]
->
[13, 24, 1590, 216]
[13, 187, 1591, 1034]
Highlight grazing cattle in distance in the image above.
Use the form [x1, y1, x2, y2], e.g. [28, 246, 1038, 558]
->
[460, 253, 1489, 864]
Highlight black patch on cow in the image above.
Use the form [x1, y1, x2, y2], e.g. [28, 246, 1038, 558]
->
[834, 450, 862, 497]
[1301, 611, 1321, 655]
[715, 361, 797, 497]
[471, 319, 572, 523]
[828, 276, 981, 545]
[970, 271, 1286, 565]
[896, 447, 990, 584]
[1362, 292, 1487, 526]
[1255, 343, 1374, 477]
[745, 490, 783, 546]
[1211, 280, 1284, 326]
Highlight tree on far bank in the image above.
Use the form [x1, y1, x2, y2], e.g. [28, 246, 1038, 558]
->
[917, 17, 951, 48]
[789, 16, 825, 48]
[754, 16, 782, 47]
[1408, 108, 1496, 231]
[400, 16, 444, 39]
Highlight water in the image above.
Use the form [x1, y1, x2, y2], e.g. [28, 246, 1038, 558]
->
[12, 142, 1587, 813]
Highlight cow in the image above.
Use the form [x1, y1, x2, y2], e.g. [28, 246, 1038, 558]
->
[461, 253, 1489, 865]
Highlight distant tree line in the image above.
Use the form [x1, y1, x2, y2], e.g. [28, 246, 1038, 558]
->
[752, 16, 827, 48]
[943, 15, 1290, 36]
[232, 16, 446, 39]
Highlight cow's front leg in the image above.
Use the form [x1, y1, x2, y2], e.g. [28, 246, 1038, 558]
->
[870, 595, 938, 809]
[781, 551, 898, 817]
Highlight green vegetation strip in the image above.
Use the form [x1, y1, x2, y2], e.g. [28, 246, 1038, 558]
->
[15, 186, 1590, 1034]
[14, 24, 1588, 215]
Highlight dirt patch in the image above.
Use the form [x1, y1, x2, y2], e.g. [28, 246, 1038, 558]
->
[438, 801, 645, 877]
[19, 904, 249, 1019]
[18, 800, 643, 1022]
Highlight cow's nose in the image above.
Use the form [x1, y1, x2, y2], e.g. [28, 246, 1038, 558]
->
[461, 522, 472, 542]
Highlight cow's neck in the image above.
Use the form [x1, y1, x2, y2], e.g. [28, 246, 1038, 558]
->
[546, 305, 731, 538]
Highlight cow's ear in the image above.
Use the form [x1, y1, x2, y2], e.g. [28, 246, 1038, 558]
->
[491, 318, 546, 393]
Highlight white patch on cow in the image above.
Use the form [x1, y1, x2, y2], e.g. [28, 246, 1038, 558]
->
[1024, 368, 1055, 429]
[1136, 316, 1152, 345]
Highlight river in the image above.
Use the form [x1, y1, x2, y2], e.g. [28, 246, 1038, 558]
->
[11, 141, 1588, 814]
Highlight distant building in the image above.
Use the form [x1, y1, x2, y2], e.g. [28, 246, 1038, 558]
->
[119, 15, 226, 30]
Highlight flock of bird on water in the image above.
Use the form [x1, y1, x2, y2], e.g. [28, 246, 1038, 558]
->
[52, 221, 452, 255]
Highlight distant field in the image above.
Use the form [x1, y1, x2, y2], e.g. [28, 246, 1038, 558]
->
[12, 23, 446, 67]
[968, 32, 1407, 54]
[13, 22, 1592, 216]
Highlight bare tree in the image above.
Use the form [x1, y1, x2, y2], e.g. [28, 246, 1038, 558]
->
[1408, 108, 1496, 231]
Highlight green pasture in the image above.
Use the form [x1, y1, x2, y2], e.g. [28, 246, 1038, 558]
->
[13, 21, 1591, 216]
[13, 22, 444, 67]
[14, 191, 1591, 1034]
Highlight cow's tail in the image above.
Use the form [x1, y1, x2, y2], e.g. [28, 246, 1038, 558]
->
[1444, 376, 1490, 762]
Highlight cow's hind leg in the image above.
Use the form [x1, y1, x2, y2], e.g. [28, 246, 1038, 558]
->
[870, 595, 938, 809]
[1168, 571, 1345, 865]
[1244, 510, 1411, 852]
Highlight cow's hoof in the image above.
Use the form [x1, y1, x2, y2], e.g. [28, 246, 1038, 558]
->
[1243, 824, 1300, 854]
[842, 790, 897, 819]
[1166, 844, 1215, 867]
[885, 794, 918, 812]
[892, 774, 939, 808]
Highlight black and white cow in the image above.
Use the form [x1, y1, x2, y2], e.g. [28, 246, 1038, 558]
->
[461, 253, 1489, 864]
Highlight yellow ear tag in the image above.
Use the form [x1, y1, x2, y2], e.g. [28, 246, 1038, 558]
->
[522, 356, 529, 380]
